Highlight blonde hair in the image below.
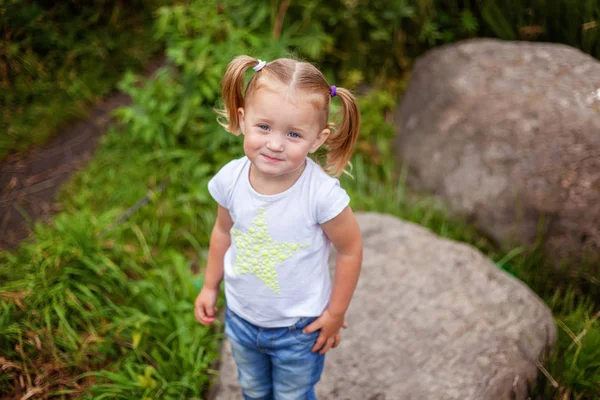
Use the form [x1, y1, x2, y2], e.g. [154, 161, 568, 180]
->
[216, 55, 360, 177]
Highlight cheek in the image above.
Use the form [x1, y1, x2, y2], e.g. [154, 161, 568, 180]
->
[243, 132, 261, 152]
[289, 143, 311, 159]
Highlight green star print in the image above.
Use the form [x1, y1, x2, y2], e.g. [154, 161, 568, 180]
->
[231, 208, 309, 294]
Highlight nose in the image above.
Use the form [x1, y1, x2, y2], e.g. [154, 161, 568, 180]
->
[266, 134, 284, 152]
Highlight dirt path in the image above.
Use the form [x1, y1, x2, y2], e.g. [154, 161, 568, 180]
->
[0, 58, 164, 250]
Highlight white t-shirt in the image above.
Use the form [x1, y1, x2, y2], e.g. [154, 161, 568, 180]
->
[207, 156, 350, 328]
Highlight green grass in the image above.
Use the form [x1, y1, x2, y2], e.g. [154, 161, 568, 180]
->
[0, 132, 224, 398]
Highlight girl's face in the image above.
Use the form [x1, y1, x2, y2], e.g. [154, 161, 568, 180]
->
[238, 84, 330, 186]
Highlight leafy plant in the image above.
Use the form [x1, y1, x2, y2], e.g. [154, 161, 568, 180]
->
[477, 0, 600, 56]
[0, 0, 166, 160]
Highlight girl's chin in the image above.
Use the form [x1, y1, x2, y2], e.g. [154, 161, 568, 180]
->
[252, 164, 301, 178]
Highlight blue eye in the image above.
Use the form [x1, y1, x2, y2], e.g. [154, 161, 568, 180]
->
[258, 124, 270, 131]
[288, 131, 301, 139]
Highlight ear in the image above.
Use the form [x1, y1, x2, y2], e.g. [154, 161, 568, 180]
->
[237, 107, 245, 135]
[309, 128, 331, 153]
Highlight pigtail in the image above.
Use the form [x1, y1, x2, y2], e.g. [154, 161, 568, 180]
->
[324, 87, 360, 177]
[216, 55, 259, 135]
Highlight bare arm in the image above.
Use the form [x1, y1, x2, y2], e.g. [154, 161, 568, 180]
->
[203, 205, 234, 290]
[303, 206, 363, 353]
[195, 205, 233, 325]
[322, 206, 363, 317]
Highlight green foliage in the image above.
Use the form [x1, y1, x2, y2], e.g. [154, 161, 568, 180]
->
[0, 0, 166, 160]
[277, 0, 479, 82]
[478, 0, 600, 56]
[275, 0, 599, 82]
[114, 1, 294, 161]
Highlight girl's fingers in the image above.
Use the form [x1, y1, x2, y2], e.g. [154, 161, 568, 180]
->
[332, 332, 342, 348]
[205, 305, 216, 318]
[194, 306, 205, 324]
[303, 318, 323, 335]
[195, 303, 216, 325]
[311, 333, 327, 353]
[319, 336, 336, 355]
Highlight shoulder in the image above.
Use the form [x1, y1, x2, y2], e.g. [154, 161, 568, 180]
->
[210, 156, 249, 186]
[305, 158, 347, 193]
[305, 158, 339, 184]
[215, 156, 249, 177]
[208, 156, 249, 208]
[305, 158, 350, 224]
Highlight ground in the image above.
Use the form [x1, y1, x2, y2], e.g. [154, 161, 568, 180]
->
[0, 58, 163, 249]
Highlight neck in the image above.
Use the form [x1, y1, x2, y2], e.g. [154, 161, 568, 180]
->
[249, 159, 307, 195]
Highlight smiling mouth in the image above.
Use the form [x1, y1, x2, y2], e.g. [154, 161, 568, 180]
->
[262, 154, 283, 162]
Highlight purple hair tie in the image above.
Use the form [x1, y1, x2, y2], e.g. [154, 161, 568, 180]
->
[330, 85, 337, 97]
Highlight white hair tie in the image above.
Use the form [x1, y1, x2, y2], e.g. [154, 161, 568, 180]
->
[253, 59, 267, 72]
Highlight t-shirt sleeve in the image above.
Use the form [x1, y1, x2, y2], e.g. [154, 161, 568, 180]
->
[207, 159, 241, 209]
[315, 178, 350, 224]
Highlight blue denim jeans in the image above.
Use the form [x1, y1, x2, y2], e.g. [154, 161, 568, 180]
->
[224, 307, 325, 400]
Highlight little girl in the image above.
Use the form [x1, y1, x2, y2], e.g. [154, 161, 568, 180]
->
[195, 55, 363, 400]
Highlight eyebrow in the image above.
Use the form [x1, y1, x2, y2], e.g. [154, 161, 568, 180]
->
[251, 112, 272, 122]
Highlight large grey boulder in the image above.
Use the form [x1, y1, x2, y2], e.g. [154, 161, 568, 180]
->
[211, 212, 556, 400]
[394, 38, 600, 266]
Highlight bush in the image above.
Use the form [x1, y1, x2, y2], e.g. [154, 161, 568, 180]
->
[0, 0, 166, 160]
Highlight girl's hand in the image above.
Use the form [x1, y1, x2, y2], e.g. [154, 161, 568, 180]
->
[194, 286, 220, 325]
[302, 310, 348, 354]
